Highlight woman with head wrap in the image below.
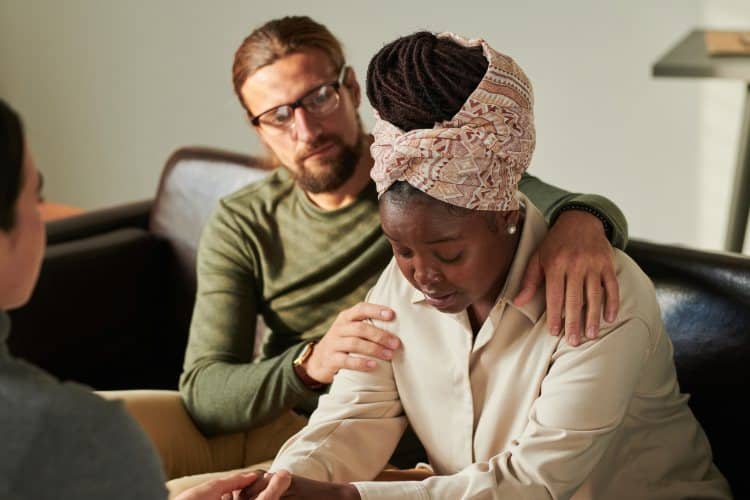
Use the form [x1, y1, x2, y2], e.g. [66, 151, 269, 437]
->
[235, 33, 730, 499]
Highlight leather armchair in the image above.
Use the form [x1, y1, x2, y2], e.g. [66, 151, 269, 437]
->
[8, 147, 270, 390]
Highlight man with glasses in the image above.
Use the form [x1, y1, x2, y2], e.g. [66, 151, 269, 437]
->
[249, 64, 347, 130]
[123, 16, 628, 495]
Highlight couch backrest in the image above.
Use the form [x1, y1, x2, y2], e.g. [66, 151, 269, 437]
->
[149, 147, 273, 344]
[150, 147, 273, 287]
[626, 240, 750, 498]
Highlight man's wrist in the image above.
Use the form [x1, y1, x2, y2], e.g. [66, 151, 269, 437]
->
[292, 342, 325, 390]
[292, 362, 325, 389]
[554, 204, 613, 240]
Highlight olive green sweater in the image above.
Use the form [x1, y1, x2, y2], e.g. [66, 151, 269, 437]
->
[180, 169, 628, 435]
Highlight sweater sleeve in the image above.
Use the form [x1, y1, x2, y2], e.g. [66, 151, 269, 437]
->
[179, 203, 319, 435]
[518, 173, 629, 249]
[10, 387, 167, 500]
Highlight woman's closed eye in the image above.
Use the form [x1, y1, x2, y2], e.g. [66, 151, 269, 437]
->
[435, 251, 462, 264]
[394, 247, 413, 259]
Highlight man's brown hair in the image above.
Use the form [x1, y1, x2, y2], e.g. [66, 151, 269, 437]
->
[232, 16, 346, 117]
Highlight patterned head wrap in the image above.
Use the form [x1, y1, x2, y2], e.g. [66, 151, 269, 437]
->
[370, 32, 535, 211]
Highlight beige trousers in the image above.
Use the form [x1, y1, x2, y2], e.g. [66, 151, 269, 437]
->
[99, 390, 307, 498]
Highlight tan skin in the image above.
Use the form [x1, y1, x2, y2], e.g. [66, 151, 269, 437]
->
[173, 472, 267, 500]
[237, 194, 524, 499]
[514, 210, 619, 345]
[238, 49, 620, 390]
[0, 147, 45, 310]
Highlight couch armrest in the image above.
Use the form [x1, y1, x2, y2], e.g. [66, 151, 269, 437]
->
[46, 199, 153, 245]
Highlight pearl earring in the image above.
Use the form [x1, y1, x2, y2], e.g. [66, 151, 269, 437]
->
[507, 224, 517, 235]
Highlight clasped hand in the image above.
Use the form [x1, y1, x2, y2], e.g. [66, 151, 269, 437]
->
[236, 470, 359, 500]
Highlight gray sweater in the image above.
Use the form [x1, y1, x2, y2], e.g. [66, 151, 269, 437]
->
[0, 312, 167, 499]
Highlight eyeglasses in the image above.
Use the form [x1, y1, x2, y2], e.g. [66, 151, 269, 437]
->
[250, 65, 347, 134]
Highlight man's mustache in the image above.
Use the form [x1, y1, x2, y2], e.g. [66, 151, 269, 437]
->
[295, 135, 342, 163]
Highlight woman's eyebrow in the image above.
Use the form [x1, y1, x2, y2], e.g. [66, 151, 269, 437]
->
[424, 235, 460, 244]
[382, 229, 398, 241]
[383, 230, 462, 245]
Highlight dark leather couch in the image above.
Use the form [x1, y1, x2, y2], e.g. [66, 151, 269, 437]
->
[8, 147, 748, 497]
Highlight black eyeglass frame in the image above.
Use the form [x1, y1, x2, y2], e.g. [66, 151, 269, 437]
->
[249, 65, 348, 127]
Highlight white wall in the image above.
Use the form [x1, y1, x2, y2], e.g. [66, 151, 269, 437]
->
[699, 0, 750, 252]
[2, 0, 748, 252]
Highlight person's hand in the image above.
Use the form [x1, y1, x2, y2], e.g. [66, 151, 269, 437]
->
[172, 471, 261, 500]
[513, 210, 619, 346]
[373, 467, 434, 481]
[302, 302, 400, 385]
[238, 470, 360, 500]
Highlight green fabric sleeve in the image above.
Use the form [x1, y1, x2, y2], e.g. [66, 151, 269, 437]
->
[179, 203, 319, 436]
[518, 173, 629, 249]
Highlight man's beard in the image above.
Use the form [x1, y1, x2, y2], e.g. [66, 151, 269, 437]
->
[292, 133, 363, 194]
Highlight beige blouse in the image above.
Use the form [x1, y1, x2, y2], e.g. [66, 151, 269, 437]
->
[271, 199, 730, 499]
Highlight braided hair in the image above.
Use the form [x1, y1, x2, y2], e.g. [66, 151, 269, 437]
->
[368, 32, 502, 226]
[366, 31, 488, 131]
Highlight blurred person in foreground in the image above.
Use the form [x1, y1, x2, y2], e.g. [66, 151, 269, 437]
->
[0, 98, 264, 500]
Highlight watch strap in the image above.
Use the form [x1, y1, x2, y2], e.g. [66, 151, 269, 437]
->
[293, 342, 325, 390]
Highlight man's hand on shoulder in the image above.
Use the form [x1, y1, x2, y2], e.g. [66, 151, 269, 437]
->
[514, 209, 619, 346]
[298, 302, 400, 386]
